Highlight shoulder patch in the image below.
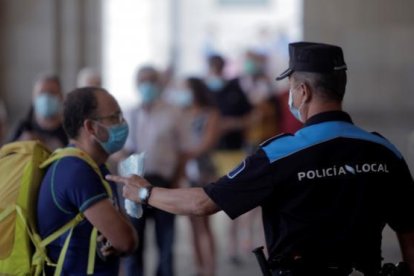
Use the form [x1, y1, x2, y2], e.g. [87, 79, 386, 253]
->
[260, 133, 292, 147]
[227, 160, 246, 179]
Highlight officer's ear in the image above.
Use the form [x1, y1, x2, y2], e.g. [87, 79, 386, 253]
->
[299, 82, 312, 103]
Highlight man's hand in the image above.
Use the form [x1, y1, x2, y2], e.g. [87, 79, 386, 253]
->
[97, 234, 119, 261]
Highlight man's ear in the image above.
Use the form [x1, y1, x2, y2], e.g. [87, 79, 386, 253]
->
[83, 119, 97, 136]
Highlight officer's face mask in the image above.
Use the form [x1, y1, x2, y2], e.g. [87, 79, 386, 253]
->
[137, 82, 159, 104]
[94, 121, 129, 155]
[288, 86, 304, 123]
[34, 93, 62, 118]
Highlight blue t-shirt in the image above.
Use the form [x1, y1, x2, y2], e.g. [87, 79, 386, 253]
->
[36, 154, 120, 275]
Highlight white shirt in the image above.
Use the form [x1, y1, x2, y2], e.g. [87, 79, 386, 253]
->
[124, 100, 186, 180]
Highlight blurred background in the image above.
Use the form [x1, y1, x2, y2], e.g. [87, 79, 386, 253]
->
[0, 0, 413, 275]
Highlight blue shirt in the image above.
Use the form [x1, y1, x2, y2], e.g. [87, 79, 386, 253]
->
[37, 153, 120, 275]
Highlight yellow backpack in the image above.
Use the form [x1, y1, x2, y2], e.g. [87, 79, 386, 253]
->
[0, 141, 112, 276]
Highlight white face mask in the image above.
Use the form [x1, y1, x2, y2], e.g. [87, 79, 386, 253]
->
[288, 87, 304, 122]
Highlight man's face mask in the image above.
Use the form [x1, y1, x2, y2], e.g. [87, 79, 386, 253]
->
[243, 59, 260, 75]
[137, 82, 159, 104]
[34, 93, 62, 118]
[206, 77, 224, 92]
[172, 89, 193, 108]
[94, 122, 129, 155]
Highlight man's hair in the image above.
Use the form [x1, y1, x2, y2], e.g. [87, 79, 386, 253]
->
[34, 73, 62, 90]
[136, 65, 159, 84]
[63, 87, 101, 139]
[292, 70, 347, 102]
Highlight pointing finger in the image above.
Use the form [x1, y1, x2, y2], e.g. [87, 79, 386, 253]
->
[106, 174, 128, 184]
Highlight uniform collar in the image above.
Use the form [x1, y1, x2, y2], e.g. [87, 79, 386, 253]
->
[304, 110, 353, 127]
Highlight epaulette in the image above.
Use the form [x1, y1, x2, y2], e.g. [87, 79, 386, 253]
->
[260, 133, 292, 147]
[371, 131, 385, 138]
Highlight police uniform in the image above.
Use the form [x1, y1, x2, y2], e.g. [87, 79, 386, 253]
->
[203, 43, 414, 275]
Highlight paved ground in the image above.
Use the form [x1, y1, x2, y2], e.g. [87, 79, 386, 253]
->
[123, 211, 402, 276]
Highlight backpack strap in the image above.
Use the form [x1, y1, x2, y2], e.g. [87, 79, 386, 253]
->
[40, 147, 113, 197]
[31, 213, 85, 276]
[39, 147, 113, 275]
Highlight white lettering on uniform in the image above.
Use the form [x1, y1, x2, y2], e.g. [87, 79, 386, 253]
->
[296, 162, 390, 181]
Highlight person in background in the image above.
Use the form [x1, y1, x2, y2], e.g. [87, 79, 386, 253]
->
[239, 49, 279, 152]
[174, 77, 219, 276]
[205, 54, 252, 151]
[11, 74, 68, 151]
[37, 87, 138, 275]
[205, 55, 227, 94]
[226, 49, 277, 264]
[122, 65, 186, 276]
[109, 42, 414, 276]
[77, 67, 102, 88]
[203, 54, 251, 266]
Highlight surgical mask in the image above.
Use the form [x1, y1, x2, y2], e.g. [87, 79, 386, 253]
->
[137, 82, 159, 104]
[206, 77, 224, 92]
[288, 89, 303, 122]
[172, 89, 193, 107]
[96, 122, 129, 154]
[34, 93, 62, 118]
[244, 59, 259, 75]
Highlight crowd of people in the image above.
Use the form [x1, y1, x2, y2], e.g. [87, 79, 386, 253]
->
[2, 41, 413, 276]
[0, 49, 301, 276]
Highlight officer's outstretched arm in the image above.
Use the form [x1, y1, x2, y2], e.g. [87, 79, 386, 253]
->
[149, 186, 220, 216]
[397, 230, 414, 275]
[106, 174, 220, 216]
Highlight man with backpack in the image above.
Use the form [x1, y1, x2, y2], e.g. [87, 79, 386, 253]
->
[36, 87, 138, 275]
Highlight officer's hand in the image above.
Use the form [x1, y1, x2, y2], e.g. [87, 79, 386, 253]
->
[106, 174, 152, 203]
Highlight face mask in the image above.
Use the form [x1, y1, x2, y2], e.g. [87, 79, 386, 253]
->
[206, 77, 224, 92]
[137, 82, 159, 104]
[34, 93, 62, 118]
[244, 59, 259, 75]
[95, 122, 129, 154]
[172, 89, 193, 107]
[288, 88, 303, 122]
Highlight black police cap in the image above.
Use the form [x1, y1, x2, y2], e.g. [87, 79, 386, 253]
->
[276, 42, 347, 81]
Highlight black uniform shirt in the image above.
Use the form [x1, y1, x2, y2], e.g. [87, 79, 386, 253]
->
[204, 111, 414, 269]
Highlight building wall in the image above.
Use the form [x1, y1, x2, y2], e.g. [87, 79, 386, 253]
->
[303, 0, 414, 170]
[0, 0, 102, 132]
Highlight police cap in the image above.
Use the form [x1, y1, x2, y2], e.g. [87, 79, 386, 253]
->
[276, 42, 347, 81]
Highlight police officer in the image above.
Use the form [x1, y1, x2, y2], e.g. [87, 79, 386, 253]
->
[108, 42, 414, 276]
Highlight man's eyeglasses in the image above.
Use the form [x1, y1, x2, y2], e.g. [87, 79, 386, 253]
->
[91, 112, 125, 125]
